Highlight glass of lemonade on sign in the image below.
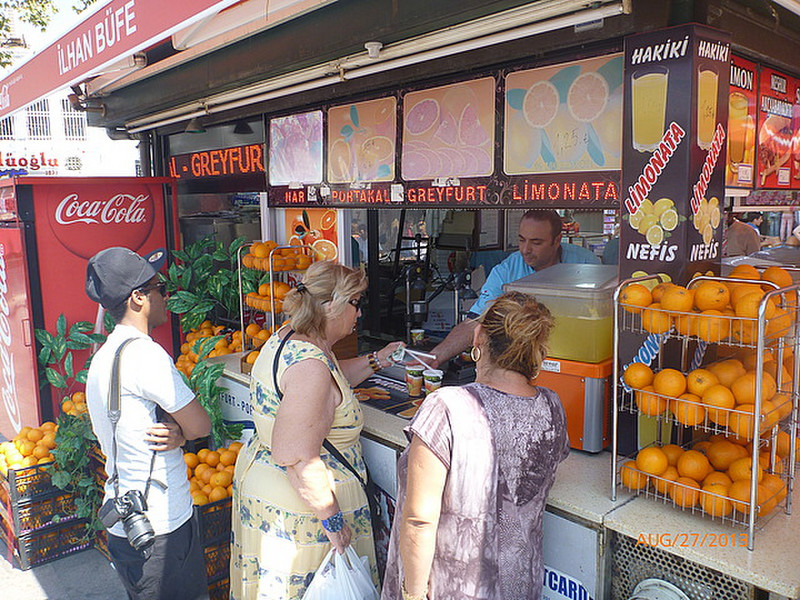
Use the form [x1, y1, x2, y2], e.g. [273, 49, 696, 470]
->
[697, 67, 718, 150]
[631, 67, 668, 153]
[727, 91, 749, 165]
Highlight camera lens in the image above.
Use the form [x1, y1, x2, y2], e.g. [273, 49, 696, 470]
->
[124, 513, 155, 551]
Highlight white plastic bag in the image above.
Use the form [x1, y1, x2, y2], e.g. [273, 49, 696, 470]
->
[302, 546, 379, 600]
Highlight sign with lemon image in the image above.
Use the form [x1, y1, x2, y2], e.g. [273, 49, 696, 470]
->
[625, 196, 683, 247]
[504, 54, 623, 174]
[328, 97, 396, 183]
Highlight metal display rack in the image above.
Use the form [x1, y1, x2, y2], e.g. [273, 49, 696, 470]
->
[237, 243, 315, 354]
[610, 273, 800, 550]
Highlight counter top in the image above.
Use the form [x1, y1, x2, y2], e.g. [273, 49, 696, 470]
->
[603, 489, 800, 598]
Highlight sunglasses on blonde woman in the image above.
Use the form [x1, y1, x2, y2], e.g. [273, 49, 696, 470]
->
[348, 297, 363, 310]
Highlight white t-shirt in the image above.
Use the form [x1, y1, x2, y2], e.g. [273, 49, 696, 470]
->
[86, 324, 195, 537]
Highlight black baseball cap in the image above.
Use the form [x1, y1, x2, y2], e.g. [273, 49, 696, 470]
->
[86, 247, 167, 309]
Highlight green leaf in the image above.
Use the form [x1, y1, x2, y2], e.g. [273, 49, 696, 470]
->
[52, 471, 71, 489]
[104, 312, 116, 334]
[52, 336, 67, 361]
[64, 352, 74, 378]
[173, 249, 190, 262]
[56, 314, 67, 337]
[211, 246, 227, 262]
[87, 333, 107, 344]
[68, 331, 94, 347]
[69, 322, 94, 336]
[34, 328, 54, 347]
[75, 369, 88, 384]
[45, 367, 67, 388]
[168, 290, 199, 314]
[38, 345, 52, 366]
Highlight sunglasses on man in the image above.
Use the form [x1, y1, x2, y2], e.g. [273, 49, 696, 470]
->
[137, 281, 168, 297]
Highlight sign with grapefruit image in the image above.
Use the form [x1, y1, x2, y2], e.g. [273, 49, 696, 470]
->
[401, 77, 495, 180]
[284, 208, 339, 262]
[328, 97, 396, 183]
[504, 54, 623, 174]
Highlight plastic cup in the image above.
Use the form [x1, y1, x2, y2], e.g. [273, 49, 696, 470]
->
[410, 329, 425, 345]
[423, 369, 443, 394]
[406, 375, 424, 397]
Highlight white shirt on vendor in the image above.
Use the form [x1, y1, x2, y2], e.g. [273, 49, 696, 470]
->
[468, 243, 600, 318]
[86, 324, 194, 537]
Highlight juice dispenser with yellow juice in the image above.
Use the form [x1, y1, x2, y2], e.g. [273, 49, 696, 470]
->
[504, 264, 617, 452]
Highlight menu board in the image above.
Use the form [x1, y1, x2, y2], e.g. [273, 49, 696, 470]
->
[504, 54, 623, 174]
[401, 77, 495, 181]
[756, 67, 794, 188]
[269, 111, 323, 185]
[725, 55, 757, 188]
[327, 97, 397, 183]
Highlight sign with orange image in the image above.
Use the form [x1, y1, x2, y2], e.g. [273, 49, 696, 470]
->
[284, 208, 339, 262]
[504, 54, 623, 174]
[725, 55, 757, 188]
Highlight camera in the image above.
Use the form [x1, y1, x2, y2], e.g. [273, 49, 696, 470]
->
[99, 490, 155, 551]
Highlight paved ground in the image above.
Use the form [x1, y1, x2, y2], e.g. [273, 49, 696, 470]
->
[0, 540, 128, 600]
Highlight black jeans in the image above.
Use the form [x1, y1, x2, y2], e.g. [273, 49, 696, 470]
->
[107, 515, 209, 600]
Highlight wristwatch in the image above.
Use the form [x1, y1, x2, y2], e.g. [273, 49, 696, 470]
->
[321, 511, 344, 533]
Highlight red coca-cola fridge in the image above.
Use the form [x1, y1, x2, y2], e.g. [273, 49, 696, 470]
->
[0, 177, 178, 439]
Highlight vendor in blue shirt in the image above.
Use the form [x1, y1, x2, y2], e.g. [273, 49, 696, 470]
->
[430, 209, 599, 367]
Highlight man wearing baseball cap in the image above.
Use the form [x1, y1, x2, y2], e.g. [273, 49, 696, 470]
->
[85, 247, 211, 600]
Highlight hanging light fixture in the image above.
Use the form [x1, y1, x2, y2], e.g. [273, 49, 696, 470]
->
[233, 120, 253, 134]
[184, 117, 205, 133]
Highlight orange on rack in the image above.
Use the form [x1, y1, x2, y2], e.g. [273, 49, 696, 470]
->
[669, 477, 701, 508]
[242, 254, 255, 269]
[728, 456, 763, 482]
[661, 444, 684, 467]
[730, 371, 777, 405]
[730, 264, 761, 280]
[258, 283, 272, 297]
[693, 280, 730, 311]
[620, 461, 648, 490]
[251, 243, 268, 258]
[296, 255, 312, 270]
[702, 384, 736, 426]
[641, 303, 672, 334]
[706, 440, 746, 471]
[734, 290, 777, 320]
[707, 359, 746, 387]
[635, 386, 667, 416]
[761, 472, 787, 503]
[696, 310, 728, 342]
[703, 470, 733, 488]
[727, 405, 756, 439]
[674, 310, 699, 336]
[652, 465, 679, 494]
[620, 283, 652, 314]
[686, 368, 720, 397]
[272, 282, 291, 299]
[623, 362, 654, 389]
[636, 447, 669, 476]
[246, 350, 260, 364]
[651, 282, 675, 303]
[671, 393, 705, 426]
[677, 450, 712, 482]
[761, 266, 793, 290]
[653, 368, 686, 398]
[660, 286, 693, 313]
[700, 483, 733, 517]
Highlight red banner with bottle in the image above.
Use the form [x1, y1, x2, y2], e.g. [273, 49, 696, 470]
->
[726, 55, 758, 188]
[756, 66, 796, 188]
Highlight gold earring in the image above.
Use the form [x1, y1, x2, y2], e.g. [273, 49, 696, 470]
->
[470, 346, 481, 362]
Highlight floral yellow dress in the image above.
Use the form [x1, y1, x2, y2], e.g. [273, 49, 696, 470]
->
[230, 333, 378, 599]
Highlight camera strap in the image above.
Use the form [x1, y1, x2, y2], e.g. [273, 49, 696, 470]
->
[108, 337, 157, 501]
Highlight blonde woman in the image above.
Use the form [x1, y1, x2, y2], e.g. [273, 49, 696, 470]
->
[382, 292, 570, 600]
[231, 261, 403, 599]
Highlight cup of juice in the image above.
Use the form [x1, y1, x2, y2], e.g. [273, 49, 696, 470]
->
[423, 369, 443, 395]
[406, 365, 425, 396]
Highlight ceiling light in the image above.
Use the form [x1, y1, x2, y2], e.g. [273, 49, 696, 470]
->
[233, 120, 254, 134]
[184, 117, 205, 133]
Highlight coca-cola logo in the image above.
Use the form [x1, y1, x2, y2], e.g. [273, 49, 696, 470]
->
[47, 189, 155, 258]
[0, 245, 21, 432]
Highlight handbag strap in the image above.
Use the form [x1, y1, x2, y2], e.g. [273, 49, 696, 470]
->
[270, 329, 367, 491]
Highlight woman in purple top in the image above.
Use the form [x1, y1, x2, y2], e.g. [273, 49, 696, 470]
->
[382, 291, 570, 600]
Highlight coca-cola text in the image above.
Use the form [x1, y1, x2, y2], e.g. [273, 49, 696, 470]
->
[55, 193, 149, 226]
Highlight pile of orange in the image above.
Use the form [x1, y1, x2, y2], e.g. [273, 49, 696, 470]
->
[242, 240, 314, 273]
[185, 442, 243, 505]
[620, 436, 788, 517]
[244, 280, 292, 314]
[624, 355, 792, 439]
[620, 265, 795, 341]
[0, 423, 57, 474]
[176, 320, 244, 377]
[61, 391, 88, 417]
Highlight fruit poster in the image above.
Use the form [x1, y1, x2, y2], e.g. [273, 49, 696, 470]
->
[792, 76, 800, 190]
[284, 208, 339, 262]
[401, 77, 495, 180]
[328, 97, 396, 183]
[269, 110, 323, 185]
[725, 55, 757, 188]
[504, 54, 623, 174]
[756, 67, 794, 189]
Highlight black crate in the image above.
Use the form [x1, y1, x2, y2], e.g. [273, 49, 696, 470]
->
[94, 528, 111, 561]
[0, 464, 57, 503]
[203, 540, 231, 582]
[0, 492, 78, 535]
[208, 576, 230, 600]
[0, 518, 91, 570]
[195, 497, 232, 546]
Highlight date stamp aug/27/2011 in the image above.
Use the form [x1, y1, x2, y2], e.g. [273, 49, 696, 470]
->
[636, 532, 749, 548]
